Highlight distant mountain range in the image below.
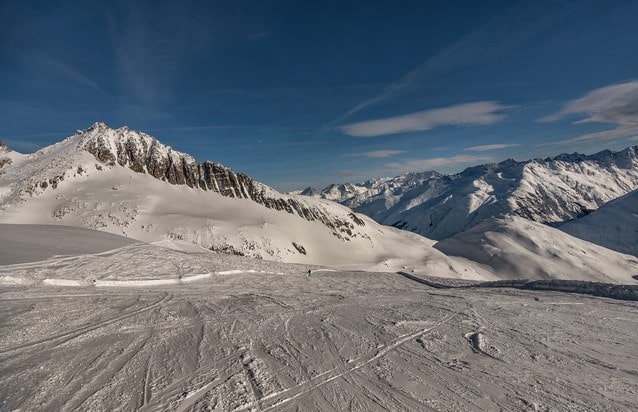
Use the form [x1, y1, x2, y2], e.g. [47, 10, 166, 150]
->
[1, 123, 636, 282]
[299, 147, 638, 243]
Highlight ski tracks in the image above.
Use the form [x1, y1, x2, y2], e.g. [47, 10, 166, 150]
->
[0, 292, 172, 356]
[245, 309, 462, 411]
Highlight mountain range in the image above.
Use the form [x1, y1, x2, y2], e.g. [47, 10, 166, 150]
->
[300, 147, 638, 244]
[1, 123, 637, 283]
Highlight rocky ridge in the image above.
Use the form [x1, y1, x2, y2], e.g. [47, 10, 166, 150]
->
[303, 147, 638, 240]
[1, 123, 365, 240]
[0, 142, 10, 169]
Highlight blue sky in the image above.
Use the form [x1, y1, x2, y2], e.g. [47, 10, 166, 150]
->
[1, 0, 637, 191]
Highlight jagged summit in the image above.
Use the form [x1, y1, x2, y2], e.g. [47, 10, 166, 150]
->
[305, 145, 638, 240]
[0, 123, 499, 275]
[0, 139, 9, 153]
[30, 122, 274, 200]
[1, 123, 370, 235]
[545, 146, 638, 167]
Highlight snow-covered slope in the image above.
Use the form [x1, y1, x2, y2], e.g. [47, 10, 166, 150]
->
[0, 140, 27, 172]
[560, 189, 638, 257]
[0, 123, 490, 277]
[306, 148, 638, 240]
[434, 216, 638, 284]
[0, 223, 138, 265]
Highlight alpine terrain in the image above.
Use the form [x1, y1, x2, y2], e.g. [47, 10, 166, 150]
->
[0, 123, 489, 277]
[1, 124, 637, 412]
[301, 147, 638, 241]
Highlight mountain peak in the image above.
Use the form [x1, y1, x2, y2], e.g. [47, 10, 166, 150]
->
[84, 121, 110, 133]
[0, 139, 9, 154]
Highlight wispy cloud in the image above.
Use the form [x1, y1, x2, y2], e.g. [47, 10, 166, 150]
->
[336, 154, 492, 179]
[384, 154, 492, 172]
[465, 143, 519, 152]
[341, 102, 509, 137]
[541, 80, 638, 144]
[32, 55, 110, 97]
[326, 1, 570, 127]
[346, 150, 405, 158]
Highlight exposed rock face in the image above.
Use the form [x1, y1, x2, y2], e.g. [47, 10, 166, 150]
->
[80, 123, 363, 238]
[0, 140, 12, 170]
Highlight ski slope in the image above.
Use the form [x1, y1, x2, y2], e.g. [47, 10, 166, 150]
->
[1, 255, 636, 411]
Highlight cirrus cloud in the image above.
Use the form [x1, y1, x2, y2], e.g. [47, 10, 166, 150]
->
[340, 101, 510, 137]
[335, 154, 493, 180]
[540, 80, 638, 144]
[465, 143, 519, 152]
[346, 150, 405, 158]
[384, 154, 492, 172]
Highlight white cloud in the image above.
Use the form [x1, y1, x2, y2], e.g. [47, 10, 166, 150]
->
[384, 154, 492, 173]
[541, 80, 638, 144]
[333, 153, 493, 182]
[341, 102, 509, 137]
[347, 150, 405, 158]
[465, 143, 519, 152]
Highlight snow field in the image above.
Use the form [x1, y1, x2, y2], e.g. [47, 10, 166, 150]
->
[1, 269, 637, 411]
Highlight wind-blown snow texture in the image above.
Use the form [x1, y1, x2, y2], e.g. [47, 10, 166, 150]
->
[303, 147, 638, 240]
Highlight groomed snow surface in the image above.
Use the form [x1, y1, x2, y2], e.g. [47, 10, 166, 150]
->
[1, 225, 638, 411]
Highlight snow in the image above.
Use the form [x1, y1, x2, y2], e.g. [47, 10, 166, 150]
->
[0, 154, 636, 411]
[0, 136, 491, 278]
[2, 126, 637, 284]
[560, 188, 638, 256]
[306, 147, 638, 240]
[0, 223, 137, 265]
[1, 255, 637, 411]
[434, 216, 638, 284]
[42, 278, 84, 286]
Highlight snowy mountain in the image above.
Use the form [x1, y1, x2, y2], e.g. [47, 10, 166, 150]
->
[0, 123, 490, 277]
[560, 188, 638, 257]
[434, 216, 638, 284]
[305, 148, 638, 240]
[0, 139, 26, 172]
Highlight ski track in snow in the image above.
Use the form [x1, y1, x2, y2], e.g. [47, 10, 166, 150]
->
[2, 267, 637, 411]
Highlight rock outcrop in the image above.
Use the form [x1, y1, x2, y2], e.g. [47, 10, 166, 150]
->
[0, 140, 13, 169]
[80, 123, 363, 239]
